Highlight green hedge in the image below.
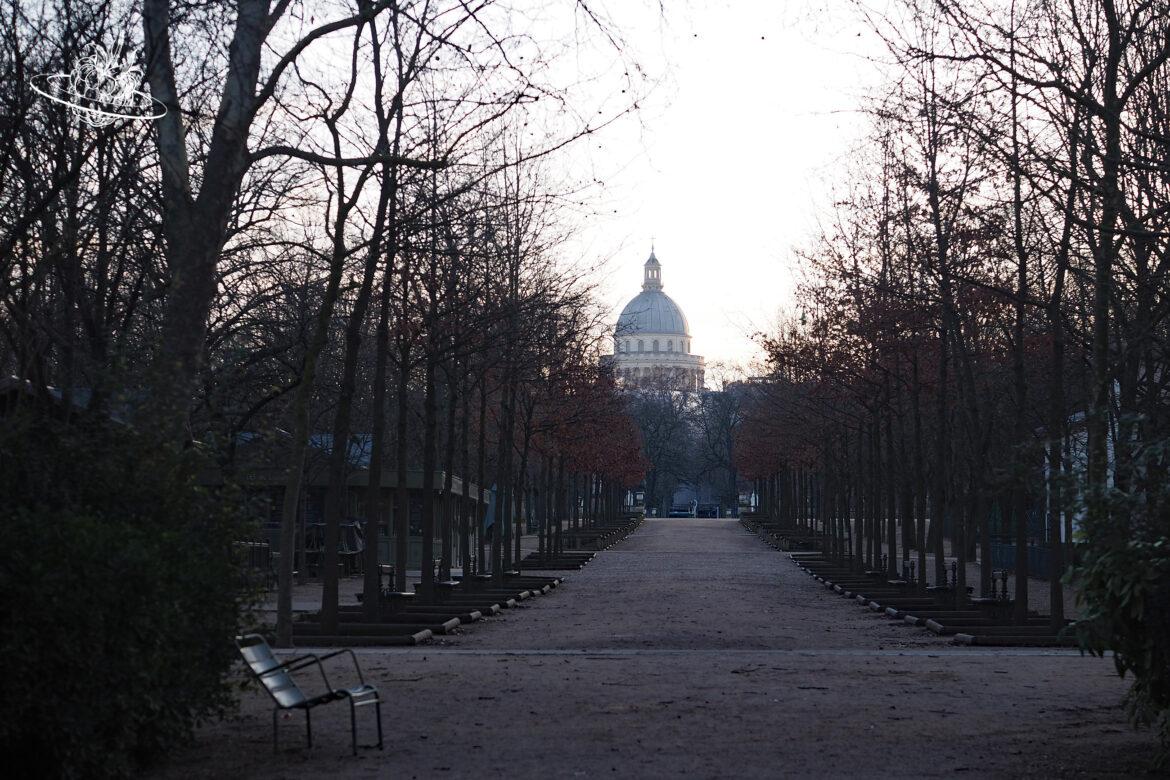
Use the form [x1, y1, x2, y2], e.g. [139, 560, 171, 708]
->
[1074, 438, 1170, 769]
[0, 416, 255, 777]
[1076, 537, 1170, 767]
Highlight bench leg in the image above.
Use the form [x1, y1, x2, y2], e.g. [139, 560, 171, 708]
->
[305, 707, 312, 750]
[376, 699, 384, 751]
[349, 699, 357, 756]
[272, 708, 279, 754]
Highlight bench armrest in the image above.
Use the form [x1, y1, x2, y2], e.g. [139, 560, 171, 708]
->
[255, 653, 317, 677]
[316, 648, 365, 686]
[261, 653, 335, 691]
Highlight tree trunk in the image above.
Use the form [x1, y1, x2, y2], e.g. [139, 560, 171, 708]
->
[363, 281, 392, 620]
[885, 399, 898, 579]
[274, 255, 346, 646]
[476, 376, 488, 574]
[440, 364, 458, 581]
[393, 343, 411, 592]
[460, 369, 472, 580]
[419, 349, 439, 602]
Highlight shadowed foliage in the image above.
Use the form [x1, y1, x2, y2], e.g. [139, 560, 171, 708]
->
[0, 411, 254, 778]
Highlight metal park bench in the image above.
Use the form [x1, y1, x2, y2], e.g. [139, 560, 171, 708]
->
[235, 634, 384, 755]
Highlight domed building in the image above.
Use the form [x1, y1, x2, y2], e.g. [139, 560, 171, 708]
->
[610, 248, 704, 390]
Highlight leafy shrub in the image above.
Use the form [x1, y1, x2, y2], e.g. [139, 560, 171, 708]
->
[1076, 539, 1170, 759]
[1074, 437, 1170, 768]
[0, 413, 255, 777]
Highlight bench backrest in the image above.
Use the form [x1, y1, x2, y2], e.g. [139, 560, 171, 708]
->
[236, 634, 307, 709]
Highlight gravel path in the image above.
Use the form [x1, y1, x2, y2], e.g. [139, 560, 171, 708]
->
[159, 517, 1155, 778]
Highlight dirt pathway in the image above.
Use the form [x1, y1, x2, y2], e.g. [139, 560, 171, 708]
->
[161, 518, 1154, 778]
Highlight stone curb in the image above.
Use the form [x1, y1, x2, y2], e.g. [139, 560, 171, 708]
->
[291, 629, 433, 647]
[768, 548, 953, 645]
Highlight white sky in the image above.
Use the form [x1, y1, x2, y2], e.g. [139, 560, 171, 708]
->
[559, 0, 889, 370]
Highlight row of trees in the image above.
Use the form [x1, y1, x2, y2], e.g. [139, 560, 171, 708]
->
[627, 371, 743, 517]
[737, 0, 1170, 759]
[0, 0, 647, 774]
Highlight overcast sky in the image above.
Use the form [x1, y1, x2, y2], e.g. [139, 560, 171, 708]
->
[560, 0, 888, 372]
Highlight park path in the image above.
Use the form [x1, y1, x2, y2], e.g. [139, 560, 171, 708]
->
[164, 518, 1152, 779]
[449, 516, 938, 652]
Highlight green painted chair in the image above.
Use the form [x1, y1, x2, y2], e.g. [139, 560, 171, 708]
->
[235, 634, 384, 755]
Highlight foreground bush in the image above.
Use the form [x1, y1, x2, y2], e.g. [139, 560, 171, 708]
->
[0, 414, 254, 778]
[1075, 440, 1170, 768]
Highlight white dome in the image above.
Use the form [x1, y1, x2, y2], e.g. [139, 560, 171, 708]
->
[610, 247, 705, 391]
[615, 248, 690, 337]
[617, 290, 690, 336]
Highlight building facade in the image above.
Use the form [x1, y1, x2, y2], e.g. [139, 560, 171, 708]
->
[609, 249, 704, 390]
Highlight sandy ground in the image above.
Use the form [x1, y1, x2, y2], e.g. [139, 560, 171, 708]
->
[158, 518, 1156, 778]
